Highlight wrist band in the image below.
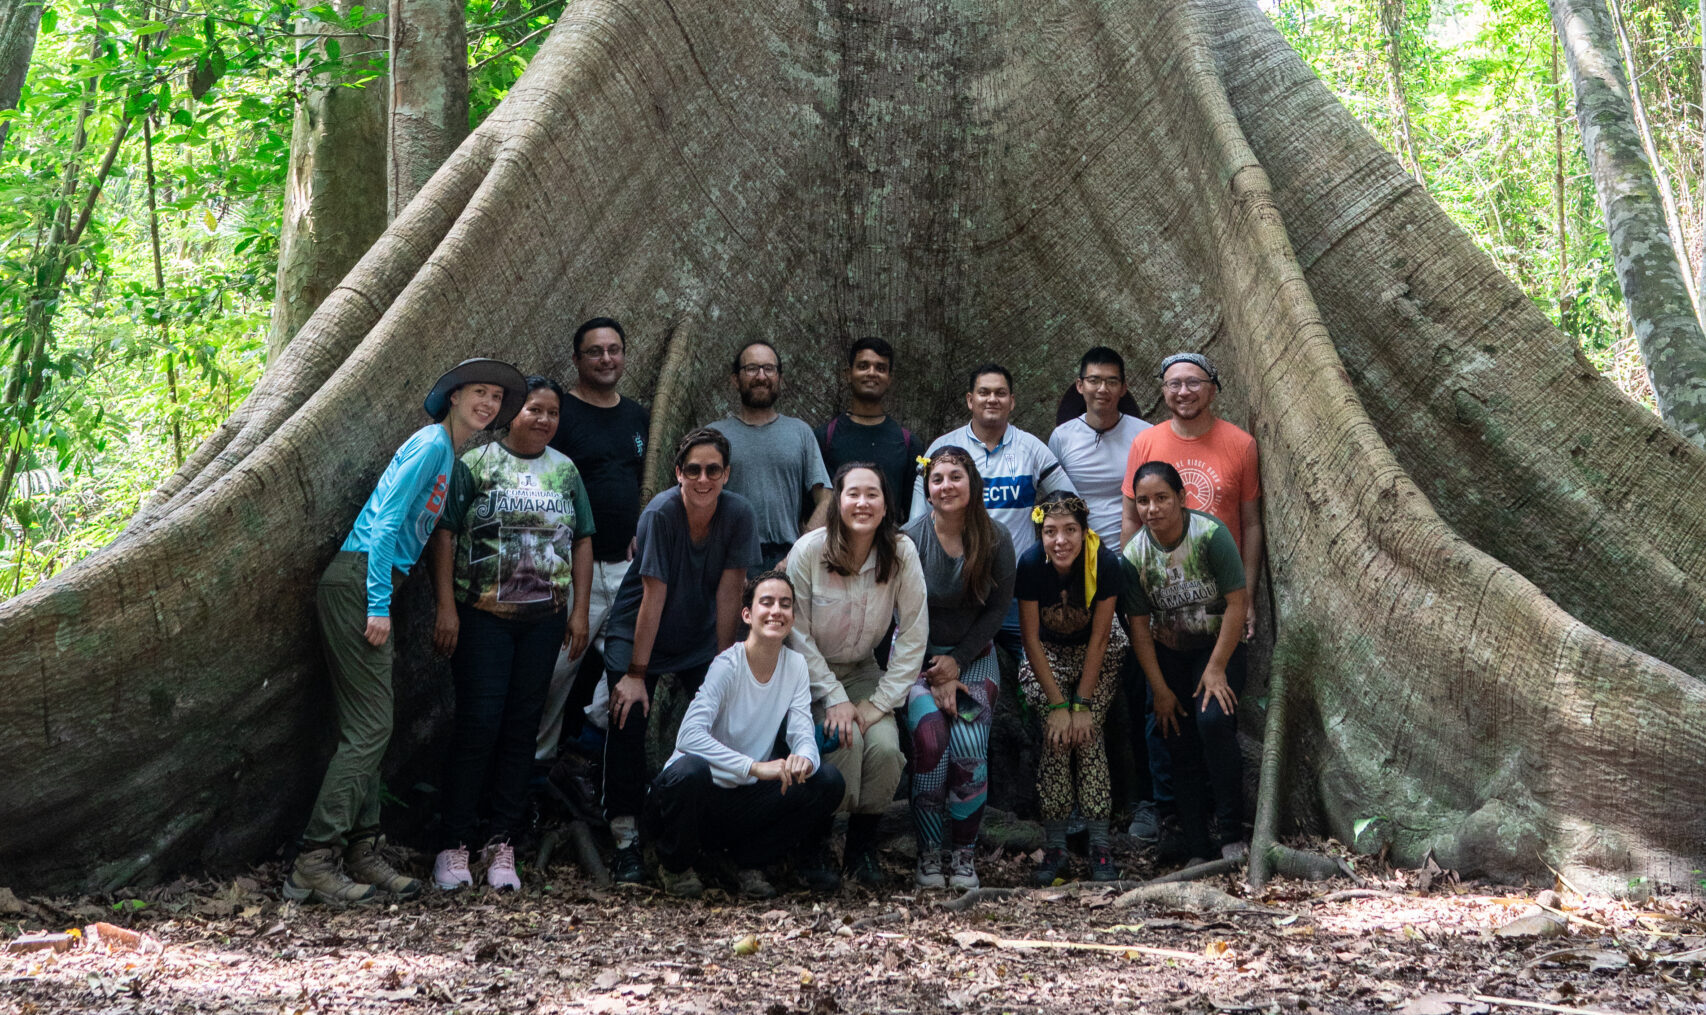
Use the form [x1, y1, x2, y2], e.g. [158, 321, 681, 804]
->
[1070, 702, 1091, 713]
[1047, 701, 1071, 712]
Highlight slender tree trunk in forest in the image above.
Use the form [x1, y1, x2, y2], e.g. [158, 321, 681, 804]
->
[3, 0, 1705, 895]
[1606, 0, 1697, 312]
[0, 0, 42, 151]
[386, 0, 468, 219]
[1553, 33, 1568, 306]
[1378, 0, 1424, 188]
[1549, 0, 1706, 443]
[266, 1, 389, 362]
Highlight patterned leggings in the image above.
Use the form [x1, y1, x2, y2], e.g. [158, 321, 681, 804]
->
[905, 646, 997, 851]
[1017, 625, 1129, 822]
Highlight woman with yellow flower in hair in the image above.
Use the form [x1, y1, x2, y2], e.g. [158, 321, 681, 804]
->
[1015, 492, 1128, 884]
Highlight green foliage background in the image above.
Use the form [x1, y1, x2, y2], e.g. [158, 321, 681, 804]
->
[0, 0, 558, 596]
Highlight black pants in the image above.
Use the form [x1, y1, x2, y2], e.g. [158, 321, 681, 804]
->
[442, 605, 567, 848]
[1156, 641, 1247, 857]
[643, 755, 845, 871]
[601, 661, 710, 820]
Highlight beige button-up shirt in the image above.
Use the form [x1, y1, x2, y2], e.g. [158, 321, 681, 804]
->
[785, 527, 928, 714]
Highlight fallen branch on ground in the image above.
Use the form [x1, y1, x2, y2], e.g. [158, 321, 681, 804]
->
[1469, 993, 1633, 1015]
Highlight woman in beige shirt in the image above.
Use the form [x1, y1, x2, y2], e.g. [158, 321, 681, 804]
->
[786, 463, 928, 889]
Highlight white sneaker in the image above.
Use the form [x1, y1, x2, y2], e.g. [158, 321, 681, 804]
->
[915, 849, 946, 889]
[948, 847, 980, 890]
[433, 846, 473, 890]
[482, 840, 521, 892]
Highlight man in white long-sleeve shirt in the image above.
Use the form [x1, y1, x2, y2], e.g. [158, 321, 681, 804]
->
[643, 571, 846, 898]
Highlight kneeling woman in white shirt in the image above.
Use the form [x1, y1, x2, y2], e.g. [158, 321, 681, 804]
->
[643, 571, 844, 899]
[787, 463, 928, 889]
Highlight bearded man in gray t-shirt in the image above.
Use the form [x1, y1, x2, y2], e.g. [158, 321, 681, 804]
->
[705, 340, 833, 573]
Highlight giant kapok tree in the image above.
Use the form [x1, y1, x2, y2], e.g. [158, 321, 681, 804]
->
[2, 0, 1703, 894]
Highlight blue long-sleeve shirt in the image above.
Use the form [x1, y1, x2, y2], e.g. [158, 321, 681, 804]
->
[340, 423, 456, 616]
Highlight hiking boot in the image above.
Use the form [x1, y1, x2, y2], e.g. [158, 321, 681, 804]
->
[1088, 844, 1119, 882]
[793, 843, 841, 894]
[545, 751, 605, 826]
[433, 846, 474, 890]
[845, 849, 884, 889]
[1031, 846, 1070, 887]
[345, 835, 422, 899]
[948, 847, 980, 891]
[659, 866, 703, 899]
[1126, 801, 1161, 843]
[481, 840, 521, 892]
[283, 846, 379, 906]
[914, 850, 946, 889]
[736, 868, 777, 900]
[612, 844, 646, 885]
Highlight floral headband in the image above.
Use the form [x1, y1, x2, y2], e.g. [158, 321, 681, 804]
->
[1032, 497, 1088, 523]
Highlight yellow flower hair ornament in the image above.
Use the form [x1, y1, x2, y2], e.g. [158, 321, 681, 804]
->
[916, 455, 931, 468]
[1031, 505, 1046, 523]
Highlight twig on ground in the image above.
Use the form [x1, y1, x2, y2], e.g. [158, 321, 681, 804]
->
[940, 859, 1241, 912]
[1312, 889, 1399, 904]
[1470, 994, 1632, 1015]
[965, 934, 1205, 960]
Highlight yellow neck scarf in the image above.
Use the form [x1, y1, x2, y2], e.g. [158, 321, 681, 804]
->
[1082, 530, 1101, 607]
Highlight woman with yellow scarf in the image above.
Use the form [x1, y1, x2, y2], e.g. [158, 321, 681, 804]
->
[1014, 492, 1127, 885]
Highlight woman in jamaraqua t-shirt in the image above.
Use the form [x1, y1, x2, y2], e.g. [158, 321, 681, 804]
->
[1014, 492, 1127, 885]
[284, 357, 526, 907]
[1121, 460, 1248, 866]
[427, 376, 595, 893]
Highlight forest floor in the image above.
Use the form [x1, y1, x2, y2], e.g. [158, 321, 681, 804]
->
[4, 834, 1704, 1015]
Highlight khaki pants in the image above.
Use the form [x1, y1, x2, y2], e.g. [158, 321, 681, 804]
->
[301, 552, 394, 848]
[817, 662, 905, 816]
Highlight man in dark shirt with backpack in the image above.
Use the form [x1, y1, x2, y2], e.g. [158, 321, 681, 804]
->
[815, 337, 927, 522]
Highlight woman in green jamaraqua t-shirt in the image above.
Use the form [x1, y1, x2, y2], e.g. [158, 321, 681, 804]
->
[427, 376, 595, 893]
[1121, 459, 1249, 867]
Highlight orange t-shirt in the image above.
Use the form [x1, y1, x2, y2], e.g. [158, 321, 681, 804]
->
[1121, 418, 1260, 552]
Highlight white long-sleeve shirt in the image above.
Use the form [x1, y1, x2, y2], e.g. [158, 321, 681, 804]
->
[666, 642, 819, 788]
[785, 526, 928, 714]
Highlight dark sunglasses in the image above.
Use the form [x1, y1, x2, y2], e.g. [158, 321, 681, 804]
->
[680, 463, 727, 480]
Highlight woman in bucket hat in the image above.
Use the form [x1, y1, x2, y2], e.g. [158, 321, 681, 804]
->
[283, 358, 526, 906]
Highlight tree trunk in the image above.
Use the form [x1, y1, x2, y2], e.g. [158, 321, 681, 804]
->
[1549, 0, 1706, 444]
[386, 0, 468, 219]
[2, 0, 1704, 894]
[266, 2, 390, 362]
[1377, 0, 1424, 188]
[0, 0, 42, 151]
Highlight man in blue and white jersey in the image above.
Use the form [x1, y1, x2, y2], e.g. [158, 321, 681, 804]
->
[910, 362, 1075, 655]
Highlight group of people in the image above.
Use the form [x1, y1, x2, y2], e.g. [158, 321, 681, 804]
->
[281, 321, 1263, 906]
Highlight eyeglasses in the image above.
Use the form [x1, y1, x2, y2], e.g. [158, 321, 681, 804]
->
[739, 363, 778, 377]
[1078, 375, 1122, 389]
[680, 463, 727, 480]
[1162, 378, 1208, 393]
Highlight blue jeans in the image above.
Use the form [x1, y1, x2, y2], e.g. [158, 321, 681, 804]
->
[442, 605, 566, 848]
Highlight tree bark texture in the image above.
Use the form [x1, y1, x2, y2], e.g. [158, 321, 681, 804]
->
[2, 0, 1704, 894]
[1549, 0, 1706, 444]
[386, 0, 468, 220]
[266, 3, 390, 362]
[0, 0, 42, 151]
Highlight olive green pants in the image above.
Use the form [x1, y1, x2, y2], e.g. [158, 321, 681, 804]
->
[300, 552, 394, 848]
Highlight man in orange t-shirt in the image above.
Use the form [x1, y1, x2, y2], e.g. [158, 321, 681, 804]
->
[1120, 353, 1262, 639]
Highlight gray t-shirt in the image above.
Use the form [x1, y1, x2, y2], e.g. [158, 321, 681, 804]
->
[706, 414, 831, 547]
[604, 486, 762, 674]
[901, 514, 1017, 670]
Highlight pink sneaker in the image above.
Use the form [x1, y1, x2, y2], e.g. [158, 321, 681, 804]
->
[433, 846, 473, 890]
[482, 840, 521, 892]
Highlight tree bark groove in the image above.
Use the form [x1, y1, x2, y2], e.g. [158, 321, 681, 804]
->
[1, 0, 1702, 893]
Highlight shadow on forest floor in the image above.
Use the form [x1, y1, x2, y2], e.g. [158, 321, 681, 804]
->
[6, 832, 1706, 1014]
